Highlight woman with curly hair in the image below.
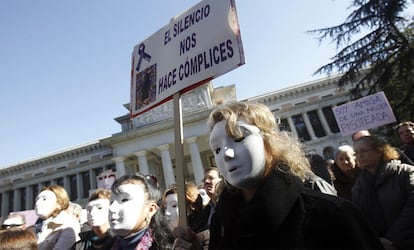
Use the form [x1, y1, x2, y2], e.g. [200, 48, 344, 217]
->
[353, 136, 414, 250]
[174, 101, 383, 250]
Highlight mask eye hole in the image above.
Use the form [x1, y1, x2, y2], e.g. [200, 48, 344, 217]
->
[215, 148, 221, 154]
[234, 137, 245, 142]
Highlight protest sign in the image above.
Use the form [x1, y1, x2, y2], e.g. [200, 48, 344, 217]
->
[130, 0, 244, 117]
[332, 91, 396, 136]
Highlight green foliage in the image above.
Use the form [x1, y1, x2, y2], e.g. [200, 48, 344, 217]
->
[309, 0, 414, 122]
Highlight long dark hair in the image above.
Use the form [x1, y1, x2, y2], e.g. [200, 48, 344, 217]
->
[111, 173, 174, 249]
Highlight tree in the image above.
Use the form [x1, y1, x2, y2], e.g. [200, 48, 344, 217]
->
[309, 0, 414, 122]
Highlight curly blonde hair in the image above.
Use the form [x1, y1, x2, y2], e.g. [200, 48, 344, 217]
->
[207, 102, 310, 180]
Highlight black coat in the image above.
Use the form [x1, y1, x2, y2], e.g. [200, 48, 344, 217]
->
[209, 169, 384, 250]
[352, 161, 414, 250]
[331, 163, 360, 200]
[72, 230, 115, 250]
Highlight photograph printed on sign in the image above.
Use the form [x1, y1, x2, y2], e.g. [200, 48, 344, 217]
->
[135, 64, 157, 110]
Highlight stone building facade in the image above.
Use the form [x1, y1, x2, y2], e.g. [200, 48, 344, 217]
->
[0, 74, 356, 218]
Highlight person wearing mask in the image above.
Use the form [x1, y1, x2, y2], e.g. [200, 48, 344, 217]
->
[330, 145, 360, 200]
[163, 182, 210, 250]
[34, 185, 80, 250]
[173, 101, 384, 250]
[72, 189, 115, 250]
[109, 173, 174, 250]
[352, 136, 414, 250]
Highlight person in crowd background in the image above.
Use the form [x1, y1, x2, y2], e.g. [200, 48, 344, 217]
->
[202, 167, 222, 226]
[67, 202, 89, 232]
[352, 136, 414, 250]
[34, 185, 80, 250]
[330, 145, 360, 200]
[304, 153, 337, 196]
[306, 153, 333, 184]
[72, 189, 115, 250]
[0, 228, 38, 250]
[109, 173, 173, 250]
[352, 129, 371, 141]
[2, 213, 27, 230]
[174, 101, 384, 250]
[163, 182, 210, 250]
[396, 121, 414, 165]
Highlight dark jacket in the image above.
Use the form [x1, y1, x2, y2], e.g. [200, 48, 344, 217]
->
[72, 230, 115, 250]
[209, 169, 384, 250]
[352, 161, 414, 250]
[331, 163, 360, 200]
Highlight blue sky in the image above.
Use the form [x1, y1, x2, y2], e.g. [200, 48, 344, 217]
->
[0, 0, 355, 167]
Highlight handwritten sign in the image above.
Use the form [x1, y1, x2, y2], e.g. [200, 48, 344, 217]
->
[130, 0, 244, 117]
[332, 91, 396, 135]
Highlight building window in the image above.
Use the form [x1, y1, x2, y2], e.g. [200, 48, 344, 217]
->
[82, 171, 91, 199]
[69, 175, 77, 201]
[322, 106, 340, 133]
[56, 178, 64, 187]
[307, 110, 326, 138]
[42, 181, 51, 188]
[292, 114, 311, 141]
[279, 118, 291, 132]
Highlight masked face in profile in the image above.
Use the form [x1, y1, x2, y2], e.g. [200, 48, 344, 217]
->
[35, 190, 58, 219]
[87, 198, 110, 227]
[164, 193, 179, 231]
[209, 120, 266, 189]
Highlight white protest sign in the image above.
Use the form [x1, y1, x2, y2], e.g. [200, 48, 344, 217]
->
[130, 0, 244, 117]
[332, 91, 396, 136]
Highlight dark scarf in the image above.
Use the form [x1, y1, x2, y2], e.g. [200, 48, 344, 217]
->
[78, 230, 115, 249]
[113, 227, 151, 250]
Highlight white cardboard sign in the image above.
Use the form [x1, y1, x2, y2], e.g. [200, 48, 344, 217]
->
[332, 91, 396, 136]
[130, 0, 244, 117]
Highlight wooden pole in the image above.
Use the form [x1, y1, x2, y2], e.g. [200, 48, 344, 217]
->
[173, 92, 188, 227]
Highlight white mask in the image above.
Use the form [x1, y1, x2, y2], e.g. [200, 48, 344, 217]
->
[209, 120, 266, 189]
[87, 198, 110, 227]
[35, 190, 58, 219]
[164, 193, 179, 231]
[109, 184, 147, 237]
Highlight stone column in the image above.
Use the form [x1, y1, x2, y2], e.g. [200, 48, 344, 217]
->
[89, 169, 97, 190]
[113, 156, 127, 177]
[63, 176, 70, 197]
[302, 112, 317, 140]
[76, 173, 83, 200]
[158, 144, 176, 188]
[317, 108, 333, 135]
[26, 186, 33, 210]
[185, 137, 204, 186]
[287, 117, 298, 138]
[135, 151, 150, 175]
[13, 189, 21, 212]
[2, 192, 9, 217]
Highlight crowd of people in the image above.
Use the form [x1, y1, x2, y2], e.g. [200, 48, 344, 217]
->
[1, 102, 414, 250]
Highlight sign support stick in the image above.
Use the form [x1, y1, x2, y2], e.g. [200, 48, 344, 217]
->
[173, 92, 188, 227]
